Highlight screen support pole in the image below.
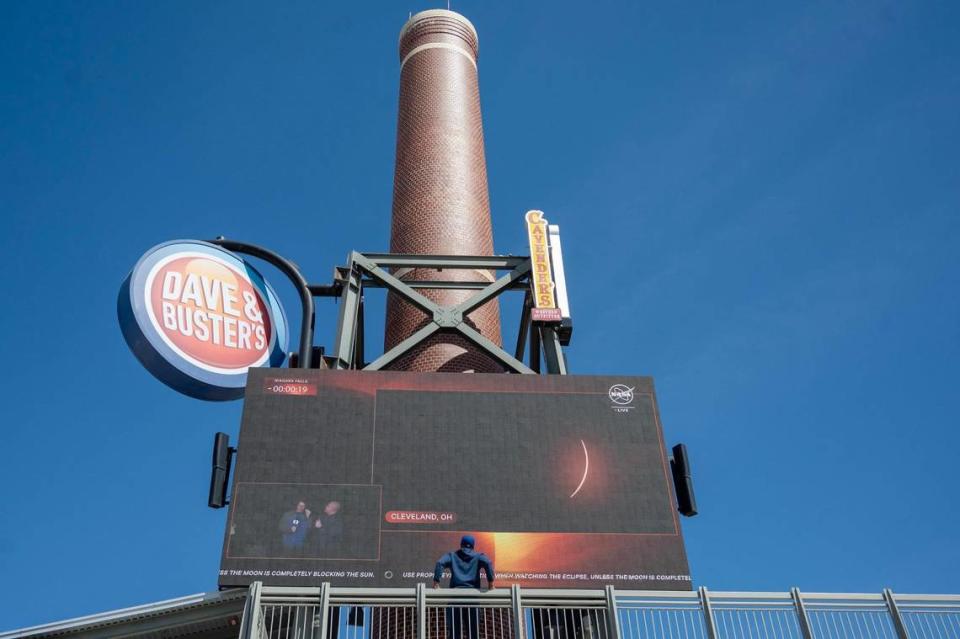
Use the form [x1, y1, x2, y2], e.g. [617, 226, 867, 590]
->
[539, 325, 568, 374]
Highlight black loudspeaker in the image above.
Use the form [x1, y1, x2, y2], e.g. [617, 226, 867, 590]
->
[208, 432, 233, 509]
[670, 443, 698, 517]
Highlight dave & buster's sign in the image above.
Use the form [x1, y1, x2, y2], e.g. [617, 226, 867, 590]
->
[118, 240, 288, 401]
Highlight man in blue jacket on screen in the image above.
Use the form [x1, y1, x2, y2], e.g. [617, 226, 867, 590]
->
[278, 500, 311, 552]
[433, 535, 495, 639]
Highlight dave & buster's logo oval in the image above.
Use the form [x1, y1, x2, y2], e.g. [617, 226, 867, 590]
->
[118, 240, 288, 401]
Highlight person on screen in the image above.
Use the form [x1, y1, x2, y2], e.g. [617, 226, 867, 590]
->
[312, 500, 343, 555]
[278, 501, 312, 551]
[433, 535, 494, 639]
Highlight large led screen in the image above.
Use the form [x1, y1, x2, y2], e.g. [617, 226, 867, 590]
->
[219, 369, 691, 589]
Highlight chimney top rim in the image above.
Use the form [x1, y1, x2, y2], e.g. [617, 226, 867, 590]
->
[399, 9, 479, 51]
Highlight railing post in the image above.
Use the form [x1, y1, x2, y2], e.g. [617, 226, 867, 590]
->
[332, 258, 362, 369]
[417, 583, 427, 639]
[318, 582, 331, 639]
[883, 588, 911, 639]
[698, 586, 718, 639]
[238, 580, 263, 639]
[790, 587, 814, 639]
[604, 585, 623, 639]
[511, 584, 525, 639]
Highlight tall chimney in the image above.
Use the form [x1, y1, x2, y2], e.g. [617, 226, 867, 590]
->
[384, 9, 504, 373]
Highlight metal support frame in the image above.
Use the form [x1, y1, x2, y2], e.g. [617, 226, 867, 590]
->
[790, 587, 815, 639]
[355, 294, 365, 368]
[883, 588, 911, 639]
[330, 252, 569, 375]
[332, 261, 363, 369]
[515, 292, 532, 361]
[529, 322, 541, 373]
[539, 326, 568, 375]
[362, 254, 528, 270]
[206, 241, 571, 375]
[699, 586, 719, 639]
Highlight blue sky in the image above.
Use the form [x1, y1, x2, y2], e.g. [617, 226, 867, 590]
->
[2, 0, 959, 630]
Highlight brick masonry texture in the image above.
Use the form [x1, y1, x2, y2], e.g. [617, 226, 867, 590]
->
[385, 10, 504, 373]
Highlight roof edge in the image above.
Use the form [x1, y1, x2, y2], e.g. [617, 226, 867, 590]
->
[0, 589, 247, 639]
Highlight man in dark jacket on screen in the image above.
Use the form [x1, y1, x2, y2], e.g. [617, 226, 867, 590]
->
[433, 535, 494, 639]
[278, 501, 311, 553]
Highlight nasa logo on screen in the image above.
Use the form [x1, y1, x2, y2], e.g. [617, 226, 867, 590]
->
[118, 240, 289, 401]
[608, 384, 635, 412]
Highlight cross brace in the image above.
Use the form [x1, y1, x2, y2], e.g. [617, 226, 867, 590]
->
[329, 252, 569, 375]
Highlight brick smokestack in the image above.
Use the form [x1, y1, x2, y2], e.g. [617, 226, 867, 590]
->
[385, 9, 504, 373]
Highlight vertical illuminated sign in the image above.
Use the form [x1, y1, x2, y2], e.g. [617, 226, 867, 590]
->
[525, 210, 562, 322]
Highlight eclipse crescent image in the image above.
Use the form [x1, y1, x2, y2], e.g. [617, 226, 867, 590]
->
[569, 439, 589, 498]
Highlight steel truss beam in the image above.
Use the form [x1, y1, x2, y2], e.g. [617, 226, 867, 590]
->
[329, 252, 568, 375]
[206, 243, 570, 374]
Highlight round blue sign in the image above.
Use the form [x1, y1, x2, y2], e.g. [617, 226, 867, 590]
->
[118, 240, 289, 401]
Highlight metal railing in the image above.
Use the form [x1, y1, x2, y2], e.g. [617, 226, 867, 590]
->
[238, 585, 960, 639]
